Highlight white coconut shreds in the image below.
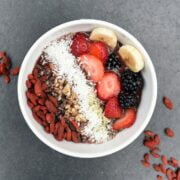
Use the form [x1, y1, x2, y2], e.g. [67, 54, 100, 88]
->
[43, 35, 112, 143]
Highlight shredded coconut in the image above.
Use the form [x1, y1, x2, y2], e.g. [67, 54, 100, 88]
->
[44, 35, 112, 143]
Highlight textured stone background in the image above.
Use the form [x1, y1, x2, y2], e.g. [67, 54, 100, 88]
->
[0, 0, 179, 179]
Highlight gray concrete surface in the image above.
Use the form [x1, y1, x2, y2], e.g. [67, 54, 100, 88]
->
[0, 0, 179, 179]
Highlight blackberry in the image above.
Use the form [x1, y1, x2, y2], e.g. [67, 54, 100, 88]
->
[121, 70, 143, 94]
[118, 92, 139, 109]
[106, 53, 122, 70]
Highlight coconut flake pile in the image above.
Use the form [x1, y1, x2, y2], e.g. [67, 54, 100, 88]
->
[43, 35, 112, 143]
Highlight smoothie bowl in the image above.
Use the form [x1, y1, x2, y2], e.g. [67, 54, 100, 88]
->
[18, 19, 157, 158]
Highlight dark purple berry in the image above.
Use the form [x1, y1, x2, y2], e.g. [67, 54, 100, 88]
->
[118, 92, 139, 109]
[121, 70, 143, 94]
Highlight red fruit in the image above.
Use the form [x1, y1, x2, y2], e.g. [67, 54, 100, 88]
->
[79, 54, 104, 82]
[163, 96, 173, 110]
[143, 139, 156, 149]
[89, 42, 108, 64]
[141, 160, 151, 168]
[150, 149, 161, 158]
[112, 109, 136, 131]
[169, 157, 179, 167]
[144, 153, 150, 162]
[4, 75, 10, 84]
[97, 72, 121, 100]
[45, 100, 57, 114]
[157, 175, 163, 180]
[177, 169, 180, 180]
[144, 130, 155, 137]
[153, 164, 161, 172]
[166, 168, 174, 180]
[57, 124, 64, 141]
[33, 105, 40, 112]
[46, 113, 55, 123]
[10, 67, 20, 76]
[27, 101, 34, 109]
[44, 126, 50, 133]
[34, 79, 42, 96]
[3, 57, 11, 70]
[26, 91, 38, 105]
[154, 134, 161, 145]
[28, 74, 34, 80]
[104, 97, 122, 118]
[159, 164, 166, 174]
[48, 95, 58, 107]
[0, 51, 6, 59]
[50, 123, 55, 134]
[66, 127, 72, 141]
[33, 113, 43, 125]
[71, 132, 80, 143]
[26, 80, 32, 89]
[161, 155, 168, 166]
[0, 63, 5, 75]
[36, 111, 46, 121]
[71, 33, 89, 57]
[70, 119, 80, 132]
[164, 128, 174, 137]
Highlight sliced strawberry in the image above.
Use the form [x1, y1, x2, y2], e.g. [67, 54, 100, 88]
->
[104, 97, 122, 118]
[89, 42, 108, 64]
[71, 33, 90, 57]
[112, 109, 136, 131]
[97, 72, 121, 100]
[79, 54, 104, 82]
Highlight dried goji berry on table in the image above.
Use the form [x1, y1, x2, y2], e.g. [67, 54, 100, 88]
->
[141, 160, 151, 168]
[10, 67, 20, 76]
[163, 96, 174, 110]
[144, 130, 155, 137]
[144, 153, 150, 163]
[161, 155, 168, 166]
[4, 75, 10, 84]
[164, 128, 174, 137]
[156, 175, 163, 180]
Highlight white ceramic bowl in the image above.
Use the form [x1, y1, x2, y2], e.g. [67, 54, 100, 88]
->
[18, 19, 157, 158]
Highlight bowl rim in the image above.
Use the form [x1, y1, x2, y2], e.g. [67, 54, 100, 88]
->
[18, 19, 157, 158]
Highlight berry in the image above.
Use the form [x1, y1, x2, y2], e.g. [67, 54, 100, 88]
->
[121, 70, 143, 94]
[112, 108, 136, 131]
[118, 92, 139, 109]
[106, 53, 122, 71]
[97, 72, 121, 100]
[89, 42, 108, 64]
[71, 33, 89, 57]
[79, 54, 104, 82]
[163, 96, 173, 110]
[104, 97, 122, 118]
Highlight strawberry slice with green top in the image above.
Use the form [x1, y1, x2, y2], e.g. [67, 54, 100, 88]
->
[97, 72, 121, 100]
[79, 54, 104, 82]
[112, 108, 136, 131]
[104, 97, 122, 118]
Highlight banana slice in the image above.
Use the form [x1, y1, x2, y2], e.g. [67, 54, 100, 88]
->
[90, 27, 117, 49]
[118, 45, 144, 72]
